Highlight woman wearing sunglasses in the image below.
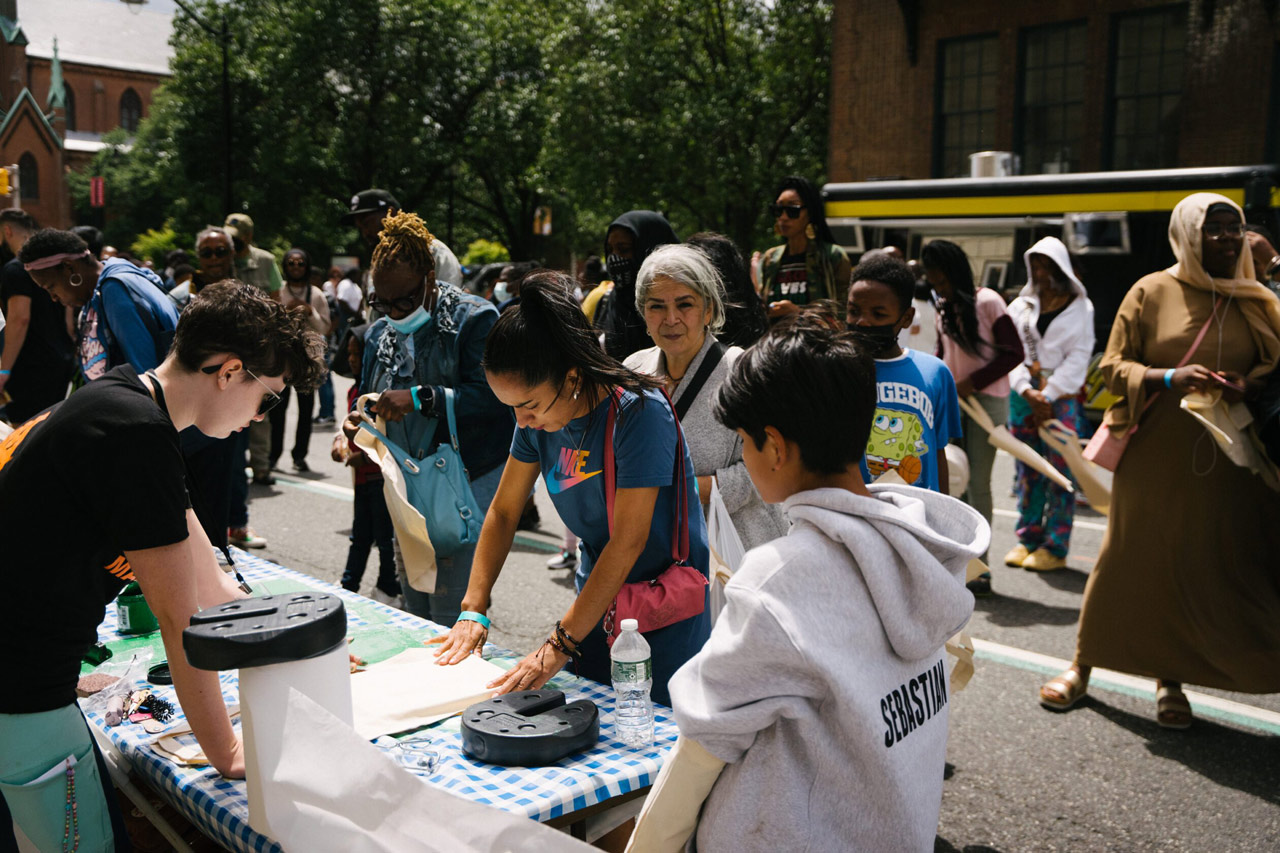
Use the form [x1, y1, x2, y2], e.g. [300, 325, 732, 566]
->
[0, 280, 325, 852]
[20, 227, 179, 385]
[342, 211, 509, 624]
[755, 175, 851, 321]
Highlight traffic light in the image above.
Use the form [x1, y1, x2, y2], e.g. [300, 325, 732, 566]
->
[0, 167, 10, 197]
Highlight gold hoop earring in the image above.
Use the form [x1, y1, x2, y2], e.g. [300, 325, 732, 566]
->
[805, 224, 816, 240]
[69, 272, 83, 287]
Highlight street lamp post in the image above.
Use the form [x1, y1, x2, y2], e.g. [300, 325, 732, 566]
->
[120, 0, 233, 214]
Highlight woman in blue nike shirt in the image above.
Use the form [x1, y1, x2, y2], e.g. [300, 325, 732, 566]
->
[433, 273, 710, 705]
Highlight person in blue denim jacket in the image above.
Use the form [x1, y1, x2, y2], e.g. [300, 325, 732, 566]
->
[344, 210, 511, 624]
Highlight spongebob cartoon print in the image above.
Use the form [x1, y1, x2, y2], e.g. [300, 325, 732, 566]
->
[865, 409, 928, 485]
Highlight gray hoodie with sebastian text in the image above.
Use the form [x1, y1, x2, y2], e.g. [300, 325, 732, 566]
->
[669, 484, 987, 853]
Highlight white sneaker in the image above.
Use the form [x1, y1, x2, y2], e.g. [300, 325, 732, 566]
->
[546, 550, 577, 570]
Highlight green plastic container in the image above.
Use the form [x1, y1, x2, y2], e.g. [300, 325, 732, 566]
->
[116, 582, 159, 636]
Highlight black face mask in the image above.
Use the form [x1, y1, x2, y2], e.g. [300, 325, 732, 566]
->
[607, 254, 635, 289]
[847, 322, 901, 358]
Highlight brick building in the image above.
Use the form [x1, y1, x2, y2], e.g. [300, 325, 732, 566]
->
[0, 0, 171, 228]
[828, 0, 1279, 182]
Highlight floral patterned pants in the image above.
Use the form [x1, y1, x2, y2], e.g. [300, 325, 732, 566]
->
[1008, 393, 1084, 558]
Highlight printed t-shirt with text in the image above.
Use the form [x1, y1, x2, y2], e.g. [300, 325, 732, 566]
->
[510, 387, 707, 592]
[859, 349, 962, 492]
[770, 252, 811, 304]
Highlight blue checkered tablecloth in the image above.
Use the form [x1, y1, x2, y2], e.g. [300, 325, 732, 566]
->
[83, 550, 677, 853]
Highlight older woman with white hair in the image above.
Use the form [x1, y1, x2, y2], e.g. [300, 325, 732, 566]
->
[625, 244, 786, 550]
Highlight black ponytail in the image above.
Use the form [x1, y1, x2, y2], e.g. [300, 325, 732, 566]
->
[483, 272, 662, 407]
[921, 239, 985, 356]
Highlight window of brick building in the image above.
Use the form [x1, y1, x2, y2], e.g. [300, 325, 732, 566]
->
[64, 85, 77, 132]
[1108, 5, 1186, 170]
[1017, 22, 1086, 174]
[18, 153, 37, 201]
[120, 88, 142, 133]
[936, 34, 999, 178]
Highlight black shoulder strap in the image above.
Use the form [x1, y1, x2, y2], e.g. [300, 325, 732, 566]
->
[673, 340, 727, 422]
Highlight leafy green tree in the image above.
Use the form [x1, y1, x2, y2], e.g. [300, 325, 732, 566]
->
[546, 0, 833, 254]
[461, 238, 510, 267]
[78, 0, 833, 268]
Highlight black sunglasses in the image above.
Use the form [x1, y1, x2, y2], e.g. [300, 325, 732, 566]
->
[769, 203, 805, 219]
[369, 283, 427, 316]
[199, 246, 230, 259]
[201, 362, 282, 416]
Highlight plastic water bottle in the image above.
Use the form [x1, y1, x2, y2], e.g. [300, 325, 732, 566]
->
[610, 618, 654, 747]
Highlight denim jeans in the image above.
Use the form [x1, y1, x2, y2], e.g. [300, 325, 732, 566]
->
[317, 369, 335, 420]
[396, 463, 505, 626]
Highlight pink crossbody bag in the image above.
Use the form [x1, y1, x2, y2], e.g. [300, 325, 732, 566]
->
[601, 387, 708, 647]
[1083, 296, 1222, 471]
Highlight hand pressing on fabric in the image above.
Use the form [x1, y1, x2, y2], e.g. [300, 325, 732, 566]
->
[429, 618, 489, 665]
[218, 736, 247, 779]
[485, 642, 569, 696]
[1021, 388, 1053, 425]
[373, 389, 416, 422]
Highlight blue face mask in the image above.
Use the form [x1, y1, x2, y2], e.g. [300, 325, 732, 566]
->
[493, 281, 511, 303]
[385, 289, 431, 335]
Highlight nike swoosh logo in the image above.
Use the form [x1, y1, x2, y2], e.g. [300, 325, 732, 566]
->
[546, 469, 602, 494]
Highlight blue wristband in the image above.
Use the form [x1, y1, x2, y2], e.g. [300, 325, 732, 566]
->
[410, 386, 423, 411]
[0, 369, 9, 376]
[457, 611, 490, 630]
[1163, 368, 1175, 388]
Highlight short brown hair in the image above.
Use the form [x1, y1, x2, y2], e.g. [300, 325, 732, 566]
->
[172, 280, 327, 391]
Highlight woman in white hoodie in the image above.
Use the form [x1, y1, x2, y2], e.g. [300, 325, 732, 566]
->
[1003, 237, 1094, 571]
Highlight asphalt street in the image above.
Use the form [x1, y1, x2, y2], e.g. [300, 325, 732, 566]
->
[246, 373, 1280, 852]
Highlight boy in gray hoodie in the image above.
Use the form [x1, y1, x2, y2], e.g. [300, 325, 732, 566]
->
[637, 319, 987, 853]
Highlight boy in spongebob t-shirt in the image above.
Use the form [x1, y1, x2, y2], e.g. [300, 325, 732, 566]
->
[846, 255, 961, 492]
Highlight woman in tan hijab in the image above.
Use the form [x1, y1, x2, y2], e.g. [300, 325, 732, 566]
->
[1039, 193, 1280, 728]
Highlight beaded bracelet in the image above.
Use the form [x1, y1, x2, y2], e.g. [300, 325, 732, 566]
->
[546, 634, 581, 660]
[554, 620, 582, 652]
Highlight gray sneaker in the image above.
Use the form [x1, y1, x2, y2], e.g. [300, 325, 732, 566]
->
[369, 587, 404, 609]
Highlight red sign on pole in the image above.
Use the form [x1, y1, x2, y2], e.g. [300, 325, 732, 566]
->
[90, 176, 105, 208]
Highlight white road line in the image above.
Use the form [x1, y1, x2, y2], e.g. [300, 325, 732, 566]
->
[972, 637, 1280, 734]
[993, 506, 1107, 532]
[277, 474, 1280, 731]
[273, 473, 356, 501]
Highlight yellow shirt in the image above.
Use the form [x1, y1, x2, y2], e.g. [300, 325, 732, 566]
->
[581, 281, 614, 324]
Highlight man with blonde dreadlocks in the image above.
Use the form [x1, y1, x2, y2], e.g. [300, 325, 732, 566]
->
[341, 211, 509, 623]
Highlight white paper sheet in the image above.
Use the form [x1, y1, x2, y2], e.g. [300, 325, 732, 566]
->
[273, 688, 595, 853]
[350, 647, 510, 739]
